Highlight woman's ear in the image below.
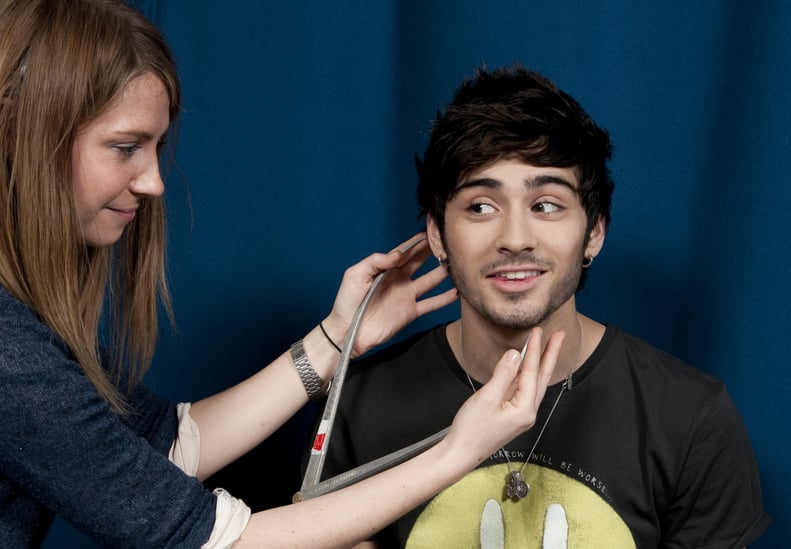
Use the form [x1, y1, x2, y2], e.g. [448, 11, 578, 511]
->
[426, 214, 448, 264]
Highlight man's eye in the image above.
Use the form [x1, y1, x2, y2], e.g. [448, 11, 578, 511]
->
[533, 201, 562, 214]
[468, 202, 496, 215]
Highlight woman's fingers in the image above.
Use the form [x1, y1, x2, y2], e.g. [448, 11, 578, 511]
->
[444, 328, 567, 467]
[513, 329, 565, 409]
[347, 234, 429, 284]
[410, 264, 450, 297]
[480, 327, 566, 423]
[481, 348, 524, 399]
[391, 237, 433, 273]
[330, 233, 457, 355]
[414, 286, 458, 317]
[385, 234, 428, 268]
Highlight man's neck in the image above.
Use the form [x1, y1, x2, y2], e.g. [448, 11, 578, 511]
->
[449, 303, 602, 387]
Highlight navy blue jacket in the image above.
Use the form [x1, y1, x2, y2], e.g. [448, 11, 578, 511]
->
[0, 285, 215, 548]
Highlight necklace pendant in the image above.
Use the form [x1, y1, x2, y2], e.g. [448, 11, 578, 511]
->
[506, 470, 530, 500]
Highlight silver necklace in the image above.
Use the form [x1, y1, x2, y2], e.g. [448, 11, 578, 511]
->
[458, 324, 577, 501]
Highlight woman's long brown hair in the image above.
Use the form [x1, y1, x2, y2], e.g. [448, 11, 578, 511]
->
[0, 0, 181, 413]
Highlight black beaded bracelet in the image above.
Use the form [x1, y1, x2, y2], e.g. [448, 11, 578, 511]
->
[319, 321, 342, 353]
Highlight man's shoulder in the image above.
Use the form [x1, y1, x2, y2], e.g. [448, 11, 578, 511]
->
[357, 325, 445, 364]
[345, 324, 449, 384]
[605, 324, 725, 394]
[335, 324, 458, 432]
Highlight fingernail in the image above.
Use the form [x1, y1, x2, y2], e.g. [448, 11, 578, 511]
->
[507, 350, 520, 362]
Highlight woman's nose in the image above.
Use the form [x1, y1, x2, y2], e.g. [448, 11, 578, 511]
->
[129, 159, 164, 198]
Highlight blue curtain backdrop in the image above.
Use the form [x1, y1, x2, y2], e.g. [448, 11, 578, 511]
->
[46, 1, 789, 546]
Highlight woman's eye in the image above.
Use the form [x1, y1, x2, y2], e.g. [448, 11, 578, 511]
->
[114, 144, 141, 158]
[468, 202, 496, 215]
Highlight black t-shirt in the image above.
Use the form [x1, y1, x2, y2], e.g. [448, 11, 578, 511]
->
[319, 324, 769, 548]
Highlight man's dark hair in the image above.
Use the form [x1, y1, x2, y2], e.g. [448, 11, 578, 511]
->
[416, 64, 614, 242]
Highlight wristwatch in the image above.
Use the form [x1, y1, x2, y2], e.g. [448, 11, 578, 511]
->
[290, 339, 329, 401]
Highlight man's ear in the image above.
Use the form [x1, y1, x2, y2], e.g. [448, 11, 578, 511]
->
[584, 217, 606, 260]
[426, 214, 447, 263]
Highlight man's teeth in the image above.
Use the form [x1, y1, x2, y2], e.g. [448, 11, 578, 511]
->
[500, 271, 539, 279]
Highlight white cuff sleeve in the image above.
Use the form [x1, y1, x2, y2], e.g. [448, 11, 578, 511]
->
[202, 488, 252, 549]
[168, 402, 201, 476]
[168, 404, 252, 547]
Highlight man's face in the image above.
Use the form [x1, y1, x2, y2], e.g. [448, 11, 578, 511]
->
[428, 158, 604, 330]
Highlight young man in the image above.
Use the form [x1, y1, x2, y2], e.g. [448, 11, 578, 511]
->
[316, 66, 769, 548]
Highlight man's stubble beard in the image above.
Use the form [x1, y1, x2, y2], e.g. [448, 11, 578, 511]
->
[445, 251, 582, 330]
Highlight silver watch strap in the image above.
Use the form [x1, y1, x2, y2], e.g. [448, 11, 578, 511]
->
[290, 339, 328, 401]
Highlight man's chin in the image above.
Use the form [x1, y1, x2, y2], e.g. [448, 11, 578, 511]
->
[479, 307, 548, 331]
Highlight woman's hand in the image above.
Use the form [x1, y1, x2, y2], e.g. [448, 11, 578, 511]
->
[235, 328, 565, 548]
[324, 234, 457, 357]
[444, 327, 566, 466]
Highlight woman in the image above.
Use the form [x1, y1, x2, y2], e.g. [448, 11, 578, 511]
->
[0, 1, 564, 547]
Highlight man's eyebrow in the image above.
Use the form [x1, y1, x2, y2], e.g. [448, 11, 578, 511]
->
[528, 174, 579, 194]
[452, 174, 579, 196]
[453, 177, 501, 194]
